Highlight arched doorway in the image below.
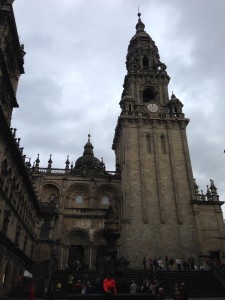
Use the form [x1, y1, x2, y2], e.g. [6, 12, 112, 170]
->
[68, 245, 84, 268]
[65, 229, 90, 270]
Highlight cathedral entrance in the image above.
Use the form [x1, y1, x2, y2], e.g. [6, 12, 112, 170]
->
[68, 245, 84, 269]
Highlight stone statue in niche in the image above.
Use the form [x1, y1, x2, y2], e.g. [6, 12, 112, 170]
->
[40, 221, 52, 239]
[48, 193, 57, 206]
[106, 203, 119, 221]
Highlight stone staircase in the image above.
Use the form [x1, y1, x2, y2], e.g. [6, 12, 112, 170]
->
[50, 269, 225, 298]
[8, 269, 225, 298]
[129, 270, 225, 297]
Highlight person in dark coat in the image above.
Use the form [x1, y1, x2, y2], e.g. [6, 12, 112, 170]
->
[73, 280, 82, 294]
[180, 282, 189, 300]
[47, 283, 55, 300]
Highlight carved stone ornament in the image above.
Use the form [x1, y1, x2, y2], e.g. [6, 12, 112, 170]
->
[63, 218, 74, 231]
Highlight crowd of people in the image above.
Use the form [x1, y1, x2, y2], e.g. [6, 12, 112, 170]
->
[24, 255, 215, 300]
[142, 256, 197, 272]
[46, 273, 189, 300]
[47, 277, 98, 299]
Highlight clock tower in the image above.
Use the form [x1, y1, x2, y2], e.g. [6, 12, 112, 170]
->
[113, 13, 200, 266]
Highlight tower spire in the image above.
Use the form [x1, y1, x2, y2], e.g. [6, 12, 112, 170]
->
[136, 11, 145, 33]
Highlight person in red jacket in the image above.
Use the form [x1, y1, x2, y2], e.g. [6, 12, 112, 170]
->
[29, 283, 35, 300]
[103, 274, 117, 296]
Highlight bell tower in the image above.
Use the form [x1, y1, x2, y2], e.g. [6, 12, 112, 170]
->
[122, 12, 170, 107]
[113, 13, 200, 267]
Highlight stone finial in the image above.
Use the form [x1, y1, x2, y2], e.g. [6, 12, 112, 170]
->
[48, 154, 52, 169]
[35, 154, 40, 168]
[100, 157, 105, 170]
[65, 155, 70, 170]
[171, 92, 176, 98]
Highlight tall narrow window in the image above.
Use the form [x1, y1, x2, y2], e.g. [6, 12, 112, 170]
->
[161, 135, 167, 154]
[143, 56, 149, 68]
[146, 134, 152, 154]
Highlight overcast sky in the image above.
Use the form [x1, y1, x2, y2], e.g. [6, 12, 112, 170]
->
[12, 0, 225, 212]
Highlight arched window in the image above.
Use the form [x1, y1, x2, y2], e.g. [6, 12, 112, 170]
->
[75, 195, 83, 204]
[40, 222, 51, 240]
[161, 135, 167, 154]
[143, 56, 149, 68]
[128, 104, 131, 111]
[143, 88, 155, 102]
[101, 196, 109, 205]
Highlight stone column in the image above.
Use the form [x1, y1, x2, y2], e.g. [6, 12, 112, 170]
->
[89, 245, 97, 270]
[84, 245, 89, 269]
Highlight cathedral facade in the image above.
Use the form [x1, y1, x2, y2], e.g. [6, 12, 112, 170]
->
[0, 1, 225, 296]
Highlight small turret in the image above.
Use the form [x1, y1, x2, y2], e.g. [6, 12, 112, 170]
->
[48, 155, 52, 169]
[35, 154, 40, 169]
[65, 155, 70, 173]
[167, 93, 184, 117]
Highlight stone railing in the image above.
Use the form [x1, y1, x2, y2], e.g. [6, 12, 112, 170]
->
[31, 168, 119, 177]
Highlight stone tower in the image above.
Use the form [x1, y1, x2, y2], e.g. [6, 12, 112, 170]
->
[113, 13, 200, 266]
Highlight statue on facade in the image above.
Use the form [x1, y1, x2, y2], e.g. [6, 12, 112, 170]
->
[106, 204, 119, 221]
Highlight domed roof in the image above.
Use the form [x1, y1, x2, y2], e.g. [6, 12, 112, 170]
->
[136, 12, 145, 33]
[131, 12, 150, 40]
[75, 134, 102, 170]
[168, 92, 182, 105]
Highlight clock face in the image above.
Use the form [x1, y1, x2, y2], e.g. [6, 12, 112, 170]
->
[147, 103, 159, 112]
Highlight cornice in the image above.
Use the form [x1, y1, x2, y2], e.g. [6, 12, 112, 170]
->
[191, 200, 224, 206]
